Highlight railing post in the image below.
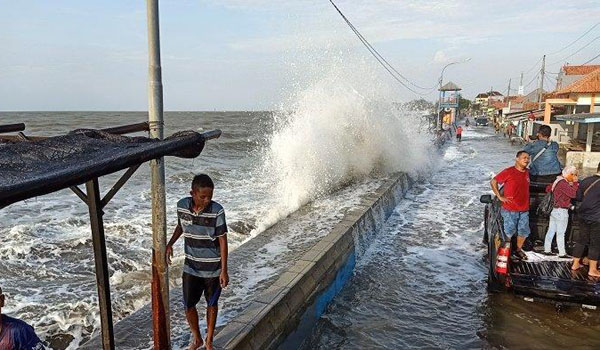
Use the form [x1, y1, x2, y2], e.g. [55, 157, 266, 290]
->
[86, 178, 115, 350]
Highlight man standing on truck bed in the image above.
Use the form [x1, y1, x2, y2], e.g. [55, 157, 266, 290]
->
[524, 125, 562, 183]
[572, 163, 600, 276]
[490, 151, 531, 260]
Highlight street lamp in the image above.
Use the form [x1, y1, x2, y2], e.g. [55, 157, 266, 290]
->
[438, 57, 471, 130]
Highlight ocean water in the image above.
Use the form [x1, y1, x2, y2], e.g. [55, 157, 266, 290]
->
[0, 67, 434, 349]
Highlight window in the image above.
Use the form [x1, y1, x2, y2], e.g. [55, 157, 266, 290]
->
[575, 105, 591, 113]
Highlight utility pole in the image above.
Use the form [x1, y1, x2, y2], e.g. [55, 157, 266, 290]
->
[519, 72, 524, 96]
[146, 0, 170, 349]
[507, 78, 511, 98]
[538, 55, 546, 109]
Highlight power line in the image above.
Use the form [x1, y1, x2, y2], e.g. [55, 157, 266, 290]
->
[547, 22, 600, 56]
[327, 0, 436, 95]
[583, 52, 600, 65]
[524, 72, 540, 90]
[550, 35, 600, 65]
[524, 57, 542, 75]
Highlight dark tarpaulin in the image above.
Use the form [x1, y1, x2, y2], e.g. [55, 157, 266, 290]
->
[0, 129, 215, 209]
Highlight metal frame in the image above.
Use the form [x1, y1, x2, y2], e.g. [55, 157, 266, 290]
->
[1, 122, 221, 350]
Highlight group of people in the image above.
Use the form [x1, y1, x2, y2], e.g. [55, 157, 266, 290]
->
[490, 125, 600, 277]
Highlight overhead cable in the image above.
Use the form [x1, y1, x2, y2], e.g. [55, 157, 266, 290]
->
[524, 72, 540, 90]
[583, 52, 600, 65]
[327, 0, 436, 95]
[547, 22, 600, 56]
[550, 35, 600, 65]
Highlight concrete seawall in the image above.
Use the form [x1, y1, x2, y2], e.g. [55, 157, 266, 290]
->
[213, 172, 413, 349]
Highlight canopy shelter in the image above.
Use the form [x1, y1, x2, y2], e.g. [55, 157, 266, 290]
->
[0, 123, 221, 349]
[439, 81, 462, 91]
[556, 113, 600, 152]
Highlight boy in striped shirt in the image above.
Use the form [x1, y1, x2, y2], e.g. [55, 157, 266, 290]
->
[166, 174, 229, 350]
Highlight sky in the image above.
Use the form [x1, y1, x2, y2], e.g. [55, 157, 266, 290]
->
[2, 0, 600, 111]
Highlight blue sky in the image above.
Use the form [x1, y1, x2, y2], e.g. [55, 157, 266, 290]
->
[2, 0, 600, 110]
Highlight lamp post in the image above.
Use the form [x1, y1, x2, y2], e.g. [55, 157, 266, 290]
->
[438, 58, 471, 130]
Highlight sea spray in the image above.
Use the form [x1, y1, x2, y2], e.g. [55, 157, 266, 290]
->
[250, 58, 433, 235]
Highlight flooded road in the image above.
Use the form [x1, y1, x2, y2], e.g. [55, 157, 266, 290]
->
[306, 127, 600, 349]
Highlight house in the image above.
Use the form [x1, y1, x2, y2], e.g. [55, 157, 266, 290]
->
[556, 64, 600, 90]
[474, 93, 488, 106]
[546, 67, 600, 174]
[488, 90, 504, 103]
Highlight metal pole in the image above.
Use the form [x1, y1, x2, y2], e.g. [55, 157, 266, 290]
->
[538, 55, 546, 109]
[507, 78, 511, 98]
[146, 0, 170, 349]
[86, 179, 115, 350]
[438, 74, 443, 130]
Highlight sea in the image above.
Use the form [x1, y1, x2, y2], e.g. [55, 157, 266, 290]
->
[0, 72, 434, 350]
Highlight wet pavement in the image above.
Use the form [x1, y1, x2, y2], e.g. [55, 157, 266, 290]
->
[306, 127, 600, 350]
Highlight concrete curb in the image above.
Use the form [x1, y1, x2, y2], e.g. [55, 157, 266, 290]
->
[213, 172, 412, 350]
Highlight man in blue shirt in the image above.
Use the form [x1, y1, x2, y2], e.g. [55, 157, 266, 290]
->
[523, 124, 562, 183]
[0, 286, 44, 349]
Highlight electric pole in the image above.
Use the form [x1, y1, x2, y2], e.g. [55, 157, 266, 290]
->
[507, 78, 511, 98]
[538, 55, 546, 109]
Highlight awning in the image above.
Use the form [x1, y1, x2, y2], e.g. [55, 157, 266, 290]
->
[554, 113, 600, 124]
[0, 129, 221, 209]
[505, 109, 544, 120]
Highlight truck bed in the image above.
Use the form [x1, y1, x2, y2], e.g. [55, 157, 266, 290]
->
[510, 260, 600, 306]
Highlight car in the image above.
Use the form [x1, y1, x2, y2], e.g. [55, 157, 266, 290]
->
[480, 181, 600, 309]
[475, 117, 489, 126]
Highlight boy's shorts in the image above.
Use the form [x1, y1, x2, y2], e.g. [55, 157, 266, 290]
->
[500, 209, 530, 238]
[182, 273, 222, 308]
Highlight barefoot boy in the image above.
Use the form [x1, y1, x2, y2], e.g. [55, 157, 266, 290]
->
[166, 174, 229, 350]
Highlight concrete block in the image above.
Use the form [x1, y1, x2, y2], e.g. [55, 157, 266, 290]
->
[248, 317, 275, 350]
[312, 239, 334, 252]
[253, 284, 287, 305]
[284, 282, 307, 314]
[287, 259, 314, 274]
[234, 301, 269, 326]
[213, 321, 250, 349]
[273, 271, 300, 288]
[268, 301, 291, 334]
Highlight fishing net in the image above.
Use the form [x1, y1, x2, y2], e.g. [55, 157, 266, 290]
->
[0, 129, 207, 208]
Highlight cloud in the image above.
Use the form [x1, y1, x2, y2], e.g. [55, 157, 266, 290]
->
[433, 50, 448, 63]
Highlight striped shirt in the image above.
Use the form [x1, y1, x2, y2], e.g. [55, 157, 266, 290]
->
[177, 197, 227, 278]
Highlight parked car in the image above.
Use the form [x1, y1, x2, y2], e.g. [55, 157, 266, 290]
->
[480, 181, 600, 309]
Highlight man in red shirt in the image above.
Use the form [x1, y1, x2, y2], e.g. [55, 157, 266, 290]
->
[490, 151, 531, 260]
[456, 126, 463, 141]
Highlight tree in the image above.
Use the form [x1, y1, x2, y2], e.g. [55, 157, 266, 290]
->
[458, 95, 471, 111]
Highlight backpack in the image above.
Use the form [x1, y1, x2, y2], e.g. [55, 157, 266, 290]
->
[537, 190, 554, 217]
[536, 179, 561, 217]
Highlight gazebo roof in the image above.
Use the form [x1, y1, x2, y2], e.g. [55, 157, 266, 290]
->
[439, 81, 462, 91]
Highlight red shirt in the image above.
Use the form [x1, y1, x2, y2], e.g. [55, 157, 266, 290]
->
[457, 127, 462, 135]
[495, 166, 530, 211]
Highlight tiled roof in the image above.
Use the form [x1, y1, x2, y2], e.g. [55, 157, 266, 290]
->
[562, 65, 600, 76]
[475, 93, 488, 98]
[489, 100, 507, 109]
[556, 69, 600, 94]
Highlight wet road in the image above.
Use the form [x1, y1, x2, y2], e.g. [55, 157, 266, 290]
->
[306, 127, 600, 349]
